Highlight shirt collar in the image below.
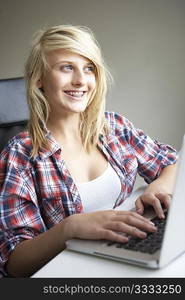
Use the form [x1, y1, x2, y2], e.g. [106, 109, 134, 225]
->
[38, 127, 61, 160]
[37, 126, 106, 160]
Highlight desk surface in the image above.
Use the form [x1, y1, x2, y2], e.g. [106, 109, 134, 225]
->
[32, 187, 185, 278]
[33, 248, 185, 278]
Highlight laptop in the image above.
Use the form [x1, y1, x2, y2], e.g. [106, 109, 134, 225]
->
[66, 135, 185, 269]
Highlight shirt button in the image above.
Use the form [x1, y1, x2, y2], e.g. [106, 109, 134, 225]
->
[76, 203, 83, 212]
[55, 150, 61, 158]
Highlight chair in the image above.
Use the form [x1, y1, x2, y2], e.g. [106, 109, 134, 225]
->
[0, 77, 29, 152]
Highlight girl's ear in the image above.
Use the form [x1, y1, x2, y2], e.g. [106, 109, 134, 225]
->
[37, 79, 42, 88]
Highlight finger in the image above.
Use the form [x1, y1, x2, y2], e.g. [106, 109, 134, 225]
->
[147, 194, 165, 219]
[155, 193, 171, 209]
[107, 221, 147, 239]
[120, 215, 157, 232]
[106, 220, 156, 239]
[100, 229, 129, 243]
[136, 193, 165, 219]
[115, 210, 154, 225]
[117, 215, 157, 232]
[135, 197, 145, 215]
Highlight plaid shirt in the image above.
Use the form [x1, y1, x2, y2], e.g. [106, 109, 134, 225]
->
[0, 112, 177, 276]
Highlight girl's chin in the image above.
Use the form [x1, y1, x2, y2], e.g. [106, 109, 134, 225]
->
[66, 105, 87, 113]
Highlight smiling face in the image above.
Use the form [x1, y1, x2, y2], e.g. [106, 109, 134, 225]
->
[39, 49, 96, 118]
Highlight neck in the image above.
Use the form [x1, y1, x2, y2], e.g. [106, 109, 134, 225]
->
[47, 113, 81, 142]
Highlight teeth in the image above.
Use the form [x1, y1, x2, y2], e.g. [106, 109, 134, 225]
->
[65, 91, 84, 97]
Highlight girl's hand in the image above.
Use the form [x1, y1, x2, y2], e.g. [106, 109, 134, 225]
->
[64, 209, 156, 243]
[135, 164, 176, 218]
[135, 191, 172, 219]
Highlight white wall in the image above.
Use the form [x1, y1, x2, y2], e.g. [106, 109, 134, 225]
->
[0, 0, 185, 149]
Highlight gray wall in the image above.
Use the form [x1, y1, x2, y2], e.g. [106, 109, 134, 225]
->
[1, 0, 185, 150]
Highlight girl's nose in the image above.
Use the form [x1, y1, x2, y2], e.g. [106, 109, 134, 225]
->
[72, 69, 86, 86]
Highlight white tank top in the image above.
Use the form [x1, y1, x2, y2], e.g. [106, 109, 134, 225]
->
[75, 162, 122, 212]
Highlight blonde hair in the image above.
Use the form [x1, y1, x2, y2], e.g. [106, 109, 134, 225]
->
[25, 24, 112, 156]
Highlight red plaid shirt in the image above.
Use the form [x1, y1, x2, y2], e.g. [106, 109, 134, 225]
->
[0, 112, 177, 276]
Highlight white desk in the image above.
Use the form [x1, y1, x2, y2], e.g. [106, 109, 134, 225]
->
[32, 187, 185, 278]
[33, 247, 185, 278]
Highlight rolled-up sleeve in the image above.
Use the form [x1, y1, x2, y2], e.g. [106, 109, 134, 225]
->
[0, 151, 46, 276]
[126, 119, 178, 183]
[107, 112, 178, 184]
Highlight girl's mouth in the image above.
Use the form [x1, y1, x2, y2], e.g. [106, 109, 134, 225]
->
[64, 91, 86, 99]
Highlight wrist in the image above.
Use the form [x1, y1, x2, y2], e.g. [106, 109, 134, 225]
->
[144, 180, 172, 195]
[60, 215, 77, 241]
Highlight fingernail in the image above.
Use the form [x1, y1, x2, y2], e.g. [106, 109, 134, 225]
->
[140, 232, 147, 238]
[137, 209, 142, 214]
[149, 221, 155, 225]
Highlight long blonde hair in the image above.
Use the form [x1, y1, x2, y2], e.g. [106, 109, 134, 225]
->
[25, 24, 112, 156]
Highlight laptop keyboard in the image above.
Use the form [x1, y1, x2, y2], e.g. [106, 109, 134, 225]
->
[107, 211, 167, 254]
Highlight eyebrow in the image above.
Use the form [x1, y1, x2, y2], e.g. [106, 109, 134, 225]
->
[52, 60, 94, 67]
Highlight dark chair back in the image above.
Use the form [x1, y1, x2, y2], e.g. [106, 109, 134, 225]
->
[0, 77, 29, 152]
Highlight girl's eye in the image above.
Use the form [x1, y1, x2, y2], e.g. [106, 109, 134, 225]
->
[59, 64, 95, 73]
[85, 65, 95, 73]
[60, 65, 73, 71]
